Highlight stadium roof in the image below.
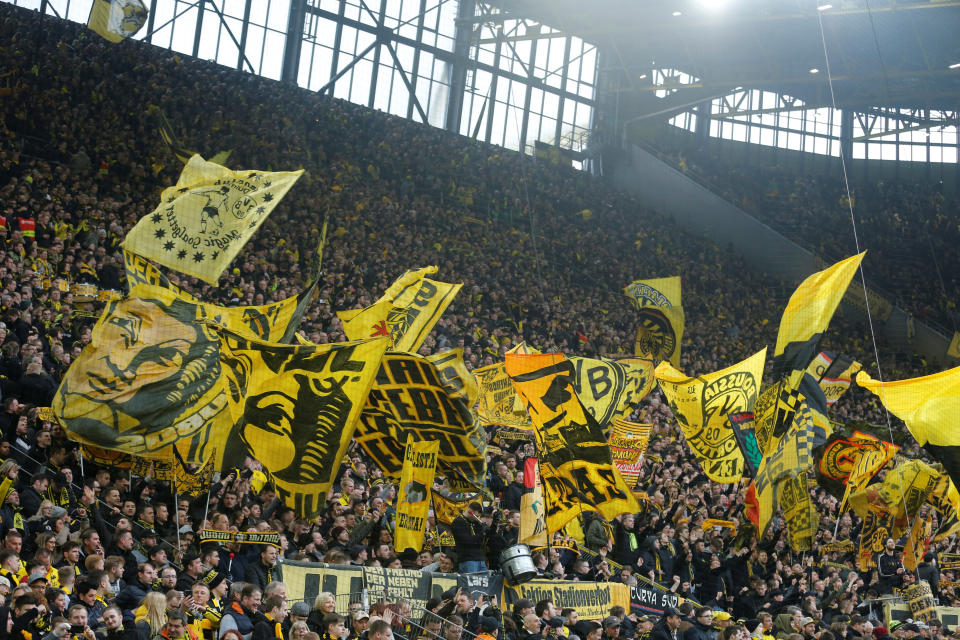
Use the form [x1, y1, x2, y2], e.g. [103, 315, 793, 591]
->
[491, 0, 960, 113]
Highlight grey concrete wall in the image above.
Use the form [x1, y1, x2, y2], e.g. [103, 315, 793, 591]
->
[608, 144, 957, 367]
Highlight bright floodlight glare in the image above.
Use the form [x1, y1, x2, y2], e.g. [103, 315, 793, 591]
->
[672, 11, 683, 16]
[817, 4, 833, 10]
[809, 68, 820, 73]
[698, 0, 726, 9]
[950, 62, 960, 69]
[639, 73, 648, 79]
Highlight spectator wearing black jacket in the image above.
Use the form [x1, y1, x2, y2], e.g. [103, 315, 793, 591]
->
[244, 545, 282, 591]
[650, 607, 684, 640]
[114, 563, 156, 614]
[450, 504, 489, 573]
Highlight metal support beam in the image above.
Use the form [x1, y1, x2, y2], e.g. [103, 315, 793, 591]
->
[281, 0, 307, 83]
[384, 41, 430, 124]
[444, 0, 476, 132]
[841, 108, 853, 161]
[191, 0, 206, 59]
[204, 0, 256, 73]
[853, 120, 960, 142]
[316, 40, 379, 95]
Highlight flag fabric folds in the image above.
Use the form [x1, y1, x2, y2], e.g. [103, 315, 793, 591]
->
[87, 0, 147, 42]
[856, 367, 960, 490]
[505, 353, 640, 533]
[573, 356, 655, 436]
[655, 349, 766, 484]
[123, 155, 303, 284]
[354, 353, 487, 487]
[338, 266, 461, 352]
[395, 439, 439, 552]
[608, 419, 652, 487]
[432, 492, 476, 526]
[218, 332, 388, 517]
[519, 457, 548, 545]
[755, 253, 865, 453]
[157, 109, 231, 166]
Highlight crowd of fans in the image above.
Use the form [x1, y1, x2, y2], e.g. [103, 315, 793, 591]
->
[0, 6, 958, 640]
[660, 147, 959, 332]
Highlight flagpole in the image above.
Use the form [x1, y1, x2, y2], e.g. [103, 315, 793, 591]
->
[202, 448, 217, 529]
[174, 452, 182, 558]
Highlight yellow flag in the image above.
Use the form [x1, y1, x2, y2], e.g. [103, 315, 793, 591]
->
[395, 439, 439, 552]
[949, 332, 960, 359]
[574, 356, 656, 437]
[847, 459, 940, 525]
[338, 266, 461, 352]
[425, 349, 478, 407]
[756, 254, 864, 453]
[432, 492, 474, 526]
[857, 368, 960, 490]
[506, 353, 640, 533]
[623, 276, 682, 309]
[53, 277, 317, 466]
[87, 0, 147, 42]
[218, 332, 388, 516]
[655, 349, 766, 483]
[354, 353, 487, 486]
[775, 253, 865, 359]
[634, 306, 684, 367]
[123, 249, 198, 302]
[123, 155, 303, 284]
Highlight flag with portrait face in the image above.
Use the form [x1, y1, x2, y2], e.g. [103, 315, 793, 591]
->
[625, 276, 684, 367]
[123, 155, 303, 284]
[506, 353, 640, 533]
[218, 331, 388, 517]
[53, 278, 317, 467]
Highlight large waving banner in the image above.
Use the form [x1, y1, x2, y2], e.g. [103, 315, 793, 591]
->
[857, 367, 960, 490]
[655, 349, 766, 484]
[354, 353, 487, 485]
[506, 353, 639, 533]
[218, 333, 388, 516]
[338, 266, 461, 352]
[123, 155, 303, 284]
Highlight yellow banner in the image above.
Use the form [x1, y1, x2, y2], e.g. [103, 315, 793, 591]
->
[511, 580, 630, 620]
[432, 492, 474, 526]
[123, 155, 303, 284]
[395, 440, 439, 553]
[655, 349, 766, 484]
[949, 332, 960, 359]
[775, 253, 865, 358]
[338, 266, 461, 352]
[634, 306, 684, 367]
[623, 276, 681, 309]
[506, 353, 640, 533]
[701, 519, 737, 531]
[354, 353, 487, 486]
[87, 0, 147, 42]
[218, 332, 388, 516]
[123, 249, 198, 301]
[426, 349, 478, 406]
[847, 459, 941, 526]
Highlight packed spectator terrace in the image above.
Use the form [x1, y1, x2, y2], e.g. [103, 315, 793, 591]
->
[0, 5, 957, 640]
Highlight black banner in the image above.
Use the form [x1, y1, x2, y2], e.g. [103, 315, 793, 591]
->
[199, 529, 282, 548]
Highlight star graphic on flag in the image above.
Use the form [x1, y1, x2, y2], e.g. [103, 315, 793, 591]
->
[193, 251, 204, 263]
[154, 229, 166, 239]
[256, 206, 265, 214]
[211, 251, 219, 260]
[163, 241, 175, 251]
[177, 249, 187, 260]
[262, 193, 274, 202]
[151, 213, 163, 224]
[263, 181, 272, 188]
[248, 221, 257, 229]
[166, 196, 176, 203]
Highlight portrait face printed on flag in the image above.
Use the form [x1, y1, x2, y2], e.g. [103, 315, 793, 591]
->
[55, 293, 226, 457]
